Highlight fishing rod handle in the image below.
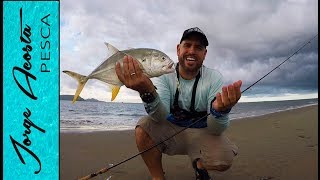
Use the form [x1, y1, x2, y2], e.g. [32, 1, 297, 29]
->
[78, 167, 108, 180]
[78, 173, 97, 180]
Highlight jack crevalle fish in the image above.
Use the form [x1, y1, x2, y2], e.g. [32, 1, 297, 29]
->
[63, 42, 175, 103]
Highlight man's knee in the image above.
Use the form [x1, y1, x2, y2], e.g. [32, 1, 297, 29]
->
[135, 126, 152, 146]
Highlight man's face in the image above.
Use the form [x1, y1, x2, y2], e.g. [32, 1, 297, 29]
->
[177, 35, 207, 73]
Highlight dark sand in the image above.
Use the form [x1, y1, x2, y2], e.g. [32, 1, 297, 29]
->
[60, 105, 318, 180]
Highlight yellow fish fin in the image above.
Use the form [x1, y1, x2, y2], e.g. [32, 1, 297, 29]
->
[111, 85, 121, 101]
[62, 70, 88, 104]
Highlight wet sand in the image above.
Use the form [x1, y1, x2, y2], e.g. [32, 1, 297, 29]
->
[60, 105, 318, 180]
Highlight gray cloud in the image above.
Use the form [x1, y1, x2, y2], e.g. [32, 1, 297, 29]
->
[60, 0, 318, 101]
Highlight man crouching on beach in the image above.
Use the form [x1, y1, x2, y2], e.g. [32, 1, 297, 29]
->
[116, 27, 242, 180]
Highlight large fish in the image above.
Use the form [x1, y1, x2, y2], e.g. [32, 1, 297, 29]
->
[63, 42, 175, 103]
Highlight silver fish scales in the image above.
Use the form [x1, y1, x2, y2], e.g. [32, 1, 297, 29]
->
[63, 43, 175, 103]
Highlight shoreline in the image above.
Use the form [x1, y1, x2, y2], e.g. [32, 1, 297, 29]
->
[60, 104, 318, 133]
[229, 103, 318, 121]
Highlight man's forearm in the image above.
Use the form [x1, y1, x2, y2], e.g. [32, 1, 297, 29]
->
[143, 93, 169, 122]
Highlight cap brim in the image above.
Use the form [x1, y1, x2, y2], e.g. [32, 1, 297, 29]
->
[180, 32, 208, 46]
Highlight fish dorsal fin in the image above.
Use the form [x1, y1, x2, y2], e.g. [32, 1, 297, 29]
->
[104, 43, 134, 60]
[110, 85, 121, 101]
[104, 42, 120, 55]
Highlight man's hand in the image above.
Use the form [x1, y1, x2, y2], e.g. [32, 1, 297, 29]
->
[115, 55, 155, 94]
[212, 80, 242, 112]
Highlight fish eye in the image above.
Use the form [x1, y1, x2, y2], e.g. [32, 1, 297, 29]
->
[162, 57, 166, 61]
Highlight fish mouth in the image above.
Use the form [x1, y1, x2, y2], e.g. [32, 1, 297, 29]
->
[163, 62, 175, 73]
[168, 62, 174, 69]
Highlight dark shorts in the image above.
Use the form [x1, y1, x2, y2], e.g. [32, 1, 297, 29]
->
[136, 116, 238, 167]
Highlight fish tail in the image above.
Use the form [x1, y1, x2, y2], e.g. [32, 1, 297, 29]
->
[62, 70, 88, 103]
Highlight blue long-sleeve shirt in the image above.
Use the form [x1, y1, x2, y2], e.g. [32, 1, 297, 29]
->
[143, 65, 230, 135]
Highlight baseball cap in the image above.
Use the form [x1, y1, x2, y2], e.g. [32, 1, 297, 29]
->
[180, 27, 209, 47]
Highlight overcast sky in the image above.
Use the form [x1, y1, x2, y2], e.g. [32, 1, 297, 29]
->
[60, 0, 318, 103]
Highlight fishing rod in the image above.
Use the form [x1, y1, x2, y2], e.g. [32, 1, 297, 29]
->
[78, 34, 318, 180]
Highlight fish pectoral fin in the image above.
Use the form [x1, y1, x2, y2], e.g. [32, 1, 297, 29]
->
[104, 42, 120, 55]
[110, 85, 121, 101]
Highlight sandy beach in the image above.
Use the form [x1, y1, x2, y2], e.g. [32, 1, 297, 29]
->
[60, 105, 318, 180]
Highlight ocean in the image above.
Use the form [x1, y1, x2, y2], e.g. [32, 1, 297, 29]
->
[60, 98, 318, 132]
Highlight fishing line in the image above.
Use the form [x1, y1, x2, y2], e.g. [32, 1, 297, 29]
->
[78, 34, 318, 180]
